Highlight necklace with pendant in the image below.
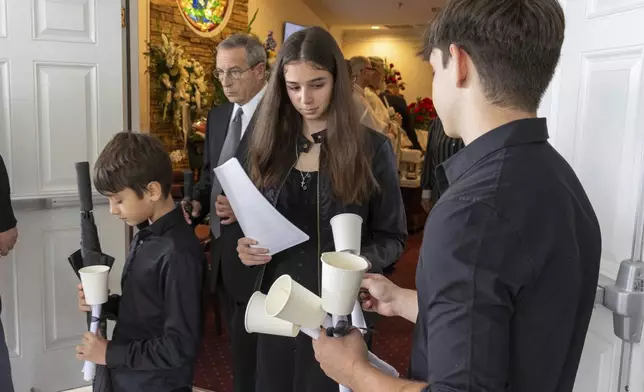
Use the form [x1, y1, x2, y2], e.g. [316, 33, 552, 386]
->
[295, 137, 318, 191]
[299, 171, 311, 190]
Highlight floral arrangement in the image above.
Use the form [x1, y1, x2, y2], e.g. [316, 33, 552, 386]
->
[408, 97, 437, 129]
[145, 33, 210, 142]
[246, 9, 277, 70]
[384, 61, 405, 91]
[179, 0, 228, 33]
[169, 149, 187, 164]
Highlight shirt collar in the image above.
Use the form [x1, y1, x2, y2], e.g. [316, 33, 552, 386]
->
[364, 87, 378, 98]
[297, 130, 326, 153]
[234, 83, 267, 118]
[440, 118, 549, 186]
[136, 206, 185, 239]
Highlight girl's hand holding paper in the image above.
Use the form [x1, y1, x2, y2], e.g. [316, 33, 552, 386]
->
[237, 237, 272, 266]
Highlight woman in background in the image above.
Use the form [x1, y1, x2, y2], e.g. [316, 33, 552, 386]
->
[236, 27, 407, 392]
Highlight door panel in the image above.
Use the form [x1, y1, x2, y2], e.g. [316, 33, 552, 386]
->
[573, 306, 621, 392]
[0, 0, 126, 390]
[2, 201, 127, 392]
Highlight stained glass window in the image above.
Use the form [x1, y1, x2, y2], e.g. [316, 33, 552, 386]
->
[178, 0, 230, 34]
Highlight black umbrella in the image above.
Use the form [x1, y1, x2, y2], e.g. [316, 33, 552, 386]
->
[180, 169, 195, 223]
[67, 161, 115, 392]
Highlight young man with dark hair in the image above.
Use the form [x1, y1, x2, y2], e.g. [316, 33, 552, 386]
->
[76, 132, 204, 392]
[312, 1, 602, 392]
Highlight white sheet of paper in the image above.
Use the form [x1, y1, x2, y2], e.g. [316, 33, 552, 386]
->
[214, 158, 309, 255]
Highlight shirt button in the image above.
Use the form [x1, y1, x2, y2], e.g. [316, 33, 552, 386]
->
[139, 240, 143, 245]
[298, 263, 303, 267]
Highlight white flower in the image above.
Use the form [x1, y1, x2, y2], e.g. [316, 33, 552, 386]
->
[195, 90, 201, 110]
[160, 73, 171, 88]
[169, 149, 186, 163]
[147, 31, 212, 134]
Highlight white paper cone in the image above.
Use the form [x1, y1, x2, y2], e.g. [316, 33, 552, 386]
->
[367, 352, 399, 377]
[301, 326, 353, 392]
[245, 292, 300, 337]
[321, 252, 369, 315]
[265, 275, 328, 329]
[300, 327, 320, 340]
[82, 304, 101, 381]
[79, 265, 110, 305]
[323, 314, 333, 329]
[330, 213, 363, 254]
[351, 300, 367, 331]
[302, 326, 399, 392]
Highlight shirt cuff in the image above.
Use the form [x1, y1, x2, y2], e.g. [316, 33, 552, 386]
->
[0, 209, 16, 232]
[422, 190, 431, 199]
[105, 341, 128, 369]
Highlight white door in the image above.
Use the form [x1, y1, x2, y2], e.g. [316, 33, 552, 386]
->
[538, 0, 644, 391]
[0, 1, 127, 391]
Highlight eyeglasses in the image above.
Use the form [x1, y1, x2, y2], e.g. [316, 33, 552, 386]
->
[365, 66, 381, 75]
[214, 63, 263, 81]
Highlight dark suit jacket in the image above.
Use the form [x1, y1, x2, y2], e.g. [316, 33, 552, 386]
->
[380, 91, 422, 150]
[193, 102, 260, 303]
[420, 118, 465, 205]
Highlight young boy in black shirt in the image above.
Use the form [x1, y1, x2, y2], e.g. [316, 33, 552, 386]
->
[76, 132, 204, 392]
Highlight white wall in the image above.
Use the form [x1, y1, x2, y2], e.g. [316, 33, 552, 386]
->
[248, 0, 328, 46]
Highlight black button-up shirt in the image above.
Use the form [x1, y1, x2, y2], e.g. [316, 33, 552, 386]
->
[0, 154, 16, 318]
[105, 207, 204, 392]
[0, 154, 16, 233]
[410, 118, 601, 392]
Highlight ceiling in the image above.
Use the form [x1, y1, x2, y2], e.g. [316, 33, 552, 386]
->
[302, 0, 445, 26]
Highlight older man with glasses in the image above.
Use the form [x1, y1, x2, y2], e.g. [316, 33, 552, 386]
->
[349, 56, 398, 141]
[181, 33, 267, 392]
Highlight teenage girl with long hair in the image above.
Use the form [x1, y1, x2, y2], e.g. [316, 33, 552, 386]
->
[236, 27, 407, 392]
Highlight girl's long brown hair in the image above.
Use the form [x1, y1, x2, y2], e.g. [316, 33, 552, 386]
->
[249, 26, 377, 205]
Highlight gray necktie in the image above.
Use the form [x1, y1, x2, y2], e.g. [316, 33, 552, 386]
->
[211, 107, 243, 238]
[229, 107, 243, 152]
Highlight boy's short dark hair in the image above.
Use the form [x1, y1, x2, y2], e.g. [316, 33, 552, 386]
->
[93, 132, 173, 198]
[421, 0, 565, 112]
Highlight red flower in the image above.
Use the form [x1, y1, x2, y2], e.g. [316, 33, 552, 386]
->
[390, 63, 394, 68]
[415, 115, 424, 122]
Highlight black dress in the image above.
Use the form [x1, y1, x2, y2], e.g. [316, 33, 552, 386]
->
[255, 169, 338, 392]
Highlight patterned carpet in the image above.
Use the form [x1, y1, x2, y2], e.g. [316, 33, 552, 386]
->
[193, 234, 422, 392]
